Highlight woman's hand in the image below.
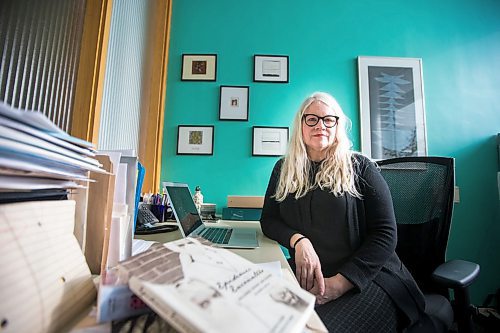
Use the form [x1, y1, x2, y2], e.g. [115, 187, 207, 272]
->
[314, 274, 354, 305]
[293, 237, 325, 295]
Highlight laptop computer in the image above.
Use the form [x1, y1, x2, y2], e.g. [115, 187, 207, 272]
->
[163, 182, 259, 249]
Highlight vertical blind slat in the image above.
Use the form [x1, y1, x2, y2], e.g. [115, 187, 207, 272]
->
[0, 2, 15, 99]
[24, 2, 38, 109]
[52, 1, 69, 127]
[42, 0, 61, 120]
[65, 0, 85, 132]
[60, 3, 72, 131]
[36, 0, 55, 114]
[4, 1, 23, 104]
[10, 0, 27, 107]
[18, 1, 37, 110]
[30, 0, 50, 111]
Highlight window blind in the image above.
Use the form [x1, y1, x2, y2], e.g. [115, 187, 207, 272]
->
[97, 0, 149, 152]
[0, 0, 85, 132]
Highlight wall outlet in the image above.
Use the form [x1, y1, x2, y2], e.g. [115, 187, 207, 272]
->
[454, 186, 460, 203]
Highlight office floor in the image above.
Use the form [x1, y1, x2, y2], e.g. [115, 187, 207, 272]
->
[472, 307, 500, 333]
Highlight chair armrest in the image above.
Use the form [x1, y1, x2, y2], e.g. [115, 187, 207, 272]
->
[432, 259, 480, 288]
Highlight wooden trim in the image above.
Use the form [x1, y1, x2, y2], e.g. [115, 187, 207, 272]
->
[71, 0, 171, 193]
[70, 0, 112, 144]
[138, 0, 172, 193]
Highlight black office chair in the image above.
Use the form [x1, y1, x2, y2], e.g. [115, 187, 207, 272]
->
[378, 156, 480, 333]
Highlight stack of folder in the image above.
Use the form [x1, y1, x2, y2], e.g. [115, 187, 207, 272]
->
[0, 101, 106, 198]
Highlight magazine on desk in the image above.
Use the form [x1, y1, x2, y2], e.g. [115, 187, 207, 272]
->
[117, 237, 315, 333]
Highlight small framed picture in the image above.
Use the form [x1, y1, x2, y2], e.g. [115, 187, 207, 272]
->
[219, 85, 249, 121]
[177, 125, 214, 155]
[181, 54, 217, 81]
[252, 126, 289, 156]
[253, 55, 289, 83]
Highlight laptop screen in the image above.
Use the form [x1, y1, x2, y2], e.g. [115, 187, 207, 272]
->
[163, 183, 203, 236]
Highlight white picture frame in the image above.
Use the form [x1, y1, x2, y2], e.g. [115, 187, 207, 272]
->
[253, 55, 289, 83]
[358, 56, 427, 159]
[177, 125, 214, 155]
[252, 126, 289, 156]
[219, 86, 249, 121]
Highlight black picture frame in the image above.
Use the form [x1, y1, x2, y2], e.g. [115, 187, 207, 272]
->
[252, 126, 289, 156]
[181, 54, 217, 81]
[219, 85, 249, 121]
[253, 54, 289, 83]
[177, 125, 214, 155]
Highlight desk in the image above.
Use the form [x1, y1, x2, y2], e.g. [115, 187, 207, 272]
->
[136, 220, 290, 270]
[135, 220, 327, 333]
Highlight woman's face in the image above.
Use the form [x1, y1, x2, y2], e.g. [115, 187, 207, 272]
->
[301, 101, 337, 161]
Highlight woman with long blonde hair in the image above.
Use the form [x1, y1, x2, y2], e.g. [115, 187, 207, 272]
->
[260, 92, 436, 332]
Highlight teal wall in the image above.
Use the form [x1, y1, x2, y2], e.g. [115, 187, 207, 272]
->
[161, 0, 500, 303]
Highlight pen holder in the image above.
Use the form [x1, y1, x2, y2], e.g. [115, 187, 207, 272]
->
[142, 204, 165, 222]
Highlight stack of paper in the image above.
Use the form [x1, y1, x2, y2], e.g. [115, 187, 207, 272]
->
[0, 101, 106, 191]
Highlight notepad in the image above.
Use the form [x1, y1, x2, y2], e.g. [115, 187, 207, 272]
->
[0, 200, 96, 333]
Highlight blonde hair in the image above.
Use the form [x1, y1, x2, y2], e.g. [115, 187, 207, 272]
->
[274, 92, 361, 201]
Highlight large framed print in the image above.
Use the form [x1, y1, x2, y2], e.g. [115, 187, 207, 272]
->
[253, 55, 289, 83]
[219, 86, 249, 121]
[181, 54, 217, 81]
[177, 125, 214, 155]
[358, 56, 427, 159]
[252, 126, 289, 156]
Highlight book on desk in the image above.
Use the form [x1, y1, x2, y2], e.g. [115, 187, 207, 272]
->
[117, 237, 315, 333]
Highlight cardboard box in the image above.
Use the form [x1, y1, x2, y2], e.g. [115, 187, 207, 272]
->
[227, 195, 264, 208]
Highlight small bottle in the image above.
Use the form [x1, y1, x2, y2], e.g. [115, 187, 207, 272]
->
[193, 186, 204, 212]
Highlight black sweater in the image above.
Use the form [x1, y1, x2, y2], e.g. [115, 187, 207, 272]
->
[260, 154, 430, 329]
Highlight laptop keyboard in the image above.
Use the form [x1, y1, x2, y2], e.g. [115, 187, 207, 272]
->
[200, 228, 233, 244]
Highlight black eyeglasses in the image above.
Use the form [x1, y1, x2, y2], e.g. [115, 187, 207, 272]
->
[302, 114, 339, 128]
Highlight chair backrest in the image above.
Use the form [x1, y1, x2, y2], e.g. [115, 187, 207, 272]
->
[378, 157, 455, 295]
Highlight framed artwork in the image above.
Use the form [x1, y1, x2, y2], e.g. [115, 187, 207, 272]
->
[253, 55, 289, 83]
[358, 56, 427, 159]
[252, 126, 289, 156]
[181, 54, 217, 81]
[219, 85, 249, 121]
[177, 125, 214, 155]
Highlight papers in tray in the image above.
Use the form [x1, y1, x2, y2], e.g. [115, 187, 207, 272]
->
[117, 237, 315, 333]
